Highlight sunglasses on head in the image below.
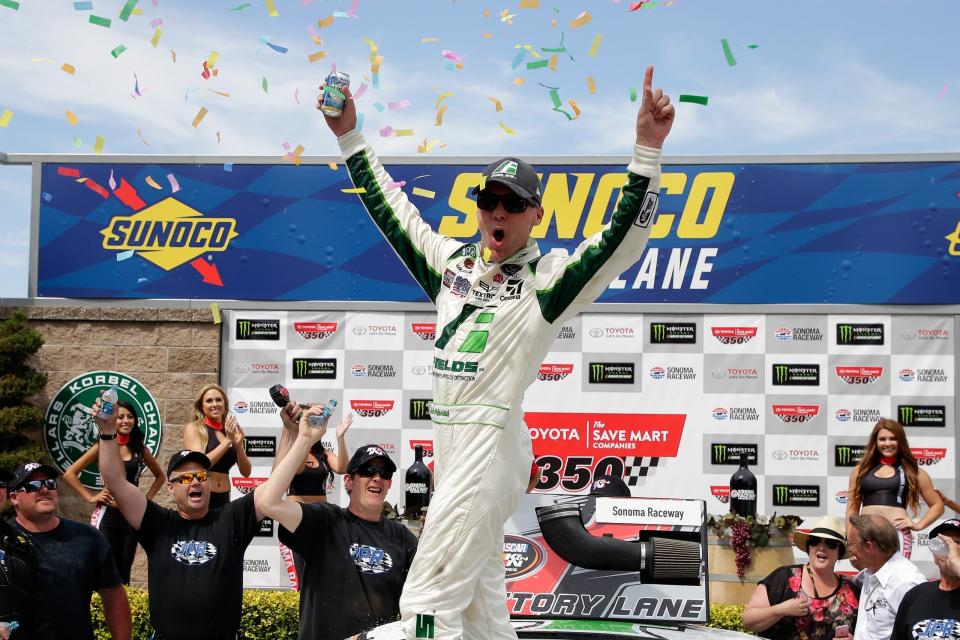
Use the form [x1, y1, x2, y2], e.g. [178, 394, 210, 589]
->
[476, 190, 532, 214]
[355, 465, 393, 480]
[169, 470, 210, 485]
[808, 536, 841, 550]
[14, 478, 57, 493]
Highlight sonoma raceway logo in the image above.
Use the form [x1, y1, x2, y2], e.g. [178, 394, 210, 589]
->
[44, 371, 162, 489]
[899, 368, 948, 383]
[772, 404, 820, 423]
[538, 364, 574, 381]
[711, 327, 757, 344]
[349, 400, 395, 417]
[774, 327, 823, 343]
[293, 321, 338, 340]
[835, 366, 883, 384]
[712, 407, 759, 422]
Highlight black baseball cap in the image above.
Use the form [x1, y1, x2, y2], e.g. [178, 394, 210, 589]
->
[590, 475, 631, 497]
[347, 445, 397, 475]
[167, 450, 212, 477]
[9, 462, 59, 491]
[472, 157, 542, 205]
[930, 519, 960, 538]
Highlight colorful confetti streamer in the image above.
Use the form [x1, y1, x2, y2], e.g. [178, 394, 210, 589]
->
[57, 166, 81, 177]
[0, 0, 19, 9]
[228, 3, 251, 10]
[721, 38, 737, 66]
[1, 109, 15, 127]
[89, 14, 111, 27]
[526, 59, 549, 70]
[65, 110, 78, 125]
[118, 0, 138, 21]
[116, 250, 135, 261]
[570, 11, 591, 28]
[412, 187, 436, 199]
[93, 135, 105, 153]
[166, 173, 181, 193]
[499, 121, 516, 135]
[341, 187, 367, 194]
[264, 0, 279, 16]
[210, 303, 222, 324]
[151, 28, 162, 47]
[388, 99, 411, 110]
[262, 38, 289, 53]
[192, 107, 208, 127]
[587, 76, 597, 94]
[487, 96, 503, 111]
[110, 45, 127, 59]
[307, 51, 327, 62]
[262, 77, 269, 93]
[136, 129, 150, 145]
[61, 63, 76, 74]
[678, 94, 709, 105]
[588, 34, 602, 57]
[435, 105, 447, 125]
[145, 176, 162, 189]
[73, 1, 92, 9]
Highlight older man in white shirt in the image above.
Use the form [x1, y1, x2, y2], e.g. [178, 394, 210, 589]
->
[848, 514, 926, 640]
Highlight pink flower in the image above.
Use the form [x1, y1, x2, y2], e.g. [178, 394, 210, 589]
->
[841, 604, 853, 616]
[812, 607, 825, 622]
[788, 575, 802, 592]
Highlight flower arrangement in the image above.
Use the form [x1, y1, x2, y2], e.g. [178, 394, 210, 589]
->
[707, 512, 803, 578]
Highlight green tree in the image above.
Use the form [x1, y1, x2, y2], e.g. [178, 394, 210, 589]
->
[0, 310, 48, 471]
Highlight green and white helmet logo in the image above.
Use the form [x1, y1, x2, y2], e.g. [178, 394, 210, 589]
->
[493, 160, 518, 176]
[44, 371, 162, 489]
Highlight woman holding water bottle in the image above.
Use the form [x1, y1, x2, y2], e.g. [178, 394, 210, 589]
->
[183, 383, 252, 508]
[63, 398, 165, 584]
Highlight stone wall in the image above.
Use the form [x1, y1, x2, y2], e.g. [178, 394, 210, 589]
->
[3, 304, 221, 587]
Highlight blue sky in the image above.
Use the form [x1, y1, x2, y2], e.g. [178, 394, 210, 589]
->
[2, 0, 959, 298]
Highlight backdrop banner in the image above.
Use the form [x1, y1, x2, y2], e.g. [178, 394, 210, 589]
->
[37, 159, 960, 302]
[220, 310, 956, 588]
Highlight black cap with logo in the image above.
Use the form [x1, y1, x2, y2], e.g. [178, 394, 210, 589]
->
[472, 157, 542, 205]
[347, 445, 397, 475]
[930, 519, 960, 539]
[590, 475, 631, 497]
[9, 462, 59, 491]
[166, 450, 212, 477]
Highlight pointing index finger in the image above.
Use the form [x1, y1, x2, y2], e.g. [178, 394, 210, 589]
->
[642, 65, 654, 106]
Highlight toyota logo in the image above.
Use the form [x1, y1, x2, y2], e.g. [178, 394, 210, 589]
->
[353, 326, 368, 336]
[589, 328, 604, 338]
[411, 366, 427, 375]
[234, 363, 250, 374]
[900, 329, 917, 340]
[711, 368, 726, 379]
[773, 449, 788, 461]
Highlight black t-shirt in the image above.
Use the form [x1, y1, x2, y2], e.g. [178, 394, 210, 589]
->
[279, 503, 418, 640]
[8, 518, 121, 640]
[891, 580, 960, 640]
[0, 519, 55, 640]
[137, 491, 259, 640]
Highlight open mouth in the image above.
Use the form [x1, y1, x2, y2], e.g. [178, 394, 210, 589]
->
[367, 486, 383, 495]
[188, 488, 203, 499]
[493, 228, 505, 243]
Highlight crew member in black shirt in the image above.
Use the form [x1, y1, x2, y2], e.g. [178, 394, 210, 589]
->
[255, 405, 418, 640]
[96, 408, 269, 640]
[891, 519, 960, 639]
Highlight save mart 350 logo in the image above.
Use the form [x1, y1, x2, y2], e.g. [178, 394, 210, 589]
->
[44, 371, 162, 489]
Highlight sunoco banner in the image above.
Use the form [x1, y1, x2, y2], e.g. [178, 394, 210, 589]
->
[37, 159, 960, 302]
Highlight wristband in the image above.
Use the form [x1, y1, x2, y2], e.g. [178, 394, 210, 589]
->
[99, 432, 118, 441]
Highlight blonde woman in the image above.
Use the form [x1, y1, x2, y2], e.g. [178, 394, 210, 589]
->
[183, 384, 251, 508]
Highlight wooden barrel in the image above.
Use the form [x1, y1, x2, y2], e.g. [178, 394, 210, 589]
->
[707, 533, 795, 605]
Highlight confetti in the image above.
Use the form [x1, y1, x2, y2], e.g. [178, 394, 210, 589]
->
[388, 99, 411, 110]
[171, 49, 176, 62]
[89, 14, 111, 27]
[61, 63, 76, 74]
[628, 1, 646, 9]
[150, 18, 163, 27]
[512, 77, 525, 87]
[679, 94, 709, 105]
[210, 303, 222, 324]
[192, 106, 208, 127]
[412, 187, 436, 199]
[116, 250, 135, 261]
[570, 11, 591, 28]
[110, 45, 127, 58]
[356, 112, 365, 131]
[353, 82, 368, 100]
[93, 135, 105, 154]
[441, 50, 464, 63]
[294, 87, 300, 103]
[262, 38, 288, 53]
[151, 28, 162, 47]
[435, 105, 447, 125]
[65, 110, 78, 125]
[720, 38, 737, 67]
[629, 87, 637, 102]
[318, 14, 334, 27]
[83, 178, 109, 198]
[166, 173, 181, 192]
[519, 0, 539, 7]
[526, 59, 548, 70]
[378, 126, 393, 137]
[421, 37, 438, 43]
[0, 0, 19, 9]
[417, 139, 441, 153]
[108, 170, 117, 190]
[482, 32, 492, 38]
[747, 44, 759, 49]
[265, 0, 279, 16]
[118, 0, 138, 21]
[327, 162, 338, 170]
[113, 179, 146, 210]
[940, 83, 950, 98]
[487, 96, 503, 111]
[73, 136, 83, 147]
[499, 121, 516, 135]
[341, 187, 367, 194]
[587, 34, 602, 57]
[586, 75, 597, 94]
[145, 176, 162, 189]
[500, 9, 515, 23]
[262, 77, 269, 92]
[307, 50, 327, 62]
[394, 129, 414, 136]
[216, 131, 222, 143]
[209, 89, 230, 97]
[435, 91, 453, 109]
[285, 144, 305, 165]
[228, 3, 251, 10]
[548, 54, 558, 70]
[223, 163, 233, 172]
[57, 166, 81, 177]
[73, 1, 92, 9]
[373, 102, 385, 112]
[388, 180, 406, 188]
[326, 85, 345, 100]
[42, 192, 52, 202]
[569, 99, 581, 119]
[510, 49, 527, 70]
[548, 88, 562, 108]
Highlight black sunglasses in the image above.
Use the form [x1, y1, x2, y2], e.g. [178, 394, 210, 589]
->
[356, 465, 393, 480]
[807, 536, 841, 550]
[14, 478, 57, 493]
[476, 190, 532, 214]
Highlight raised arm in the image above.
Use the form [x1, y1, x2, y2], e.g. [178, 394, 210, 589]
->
[254, 405, 329, 528]
[95, 411, 147, 530]
[327, 412, 354, 474]
[937, 489, 960, 514]
[225, 414, 252, 477]
[63, 443, 114, 506]
[272, 401, 308, 474]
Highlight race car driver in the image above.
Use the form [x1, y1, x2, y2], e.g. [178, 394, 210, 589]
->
[319, 65, 675, 639]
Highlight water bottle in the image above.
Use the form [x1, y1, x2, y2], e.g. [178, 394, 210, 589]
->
[308, 399, 337, 427]
[928, 536, 949, 558]
[729, 452, 757, 518]
[404, 445, 432, 519]
[97, 385, 119, 419]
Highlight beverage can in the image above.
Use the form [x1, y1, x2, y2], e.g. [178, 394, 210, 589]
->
[320, 71, 350, 118]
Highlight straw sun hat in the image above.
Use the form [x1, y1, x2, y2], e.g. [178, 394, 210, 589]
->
[792, 516, 850, 559]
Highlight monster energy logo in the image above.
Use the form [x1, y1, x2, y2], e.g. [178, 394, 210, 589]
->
[710, 443, 756, 465]
[591, 363, 606, 382]
[237, 320, 252, 338]
[652, 323, 667, 343]
[774, 484, 789, 505]
[291, 358, 336, 380]
[836, 323, 884, 345]
[837, 324, 853, 344]
[772, 363, 819, 386]
[649, 322, 696, 344]
[294, 359, 308, 378]
[410, 399, 432, 420]
[774, 365, 788, 384]
[897, 404, 946, 427]
[235, 318, 280, 340]
[713, 444, 728, 464]
[900, 405, 914, 425]
[835, 445, 864, 467]
[415, 614, 435, 639]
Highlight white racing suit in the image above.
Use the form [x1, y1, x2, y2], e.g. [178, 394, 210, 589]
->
[337, 130, 662, 639]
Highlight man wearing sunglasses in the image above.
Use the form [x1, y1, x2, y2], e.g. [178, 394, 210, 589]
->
[255, 405, 418, 640]
[97, 405, 269, 640]
[7, 462, 130, 640]
[320, 64, 673, 639]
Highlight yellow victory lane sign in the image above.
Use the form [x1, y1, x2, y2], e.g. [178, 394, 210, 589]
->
[99, 197, 239, 270]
